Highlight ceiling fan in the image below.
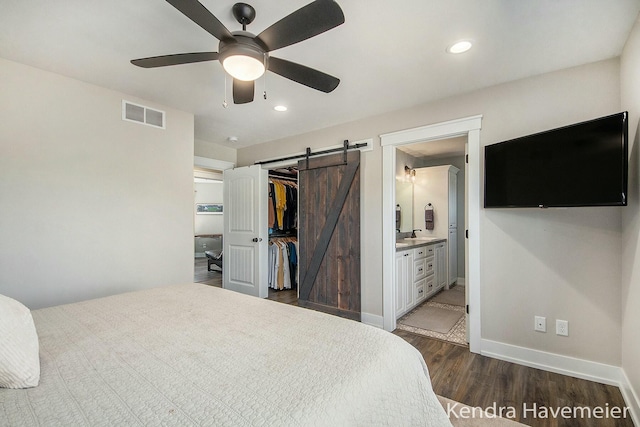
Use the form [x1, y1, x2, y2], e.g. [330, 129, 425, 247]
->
[131, 0, 345, 104]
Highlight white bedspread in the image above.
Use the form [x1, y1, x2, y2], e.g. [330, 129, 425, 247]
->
[1, 284, 452, 426]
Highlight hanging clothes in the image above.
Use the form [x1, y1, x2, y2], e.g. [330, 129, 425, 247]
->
[273, 181, 286, 230]
[268, 182, 276, 229]
[268, 237, 298, 290]
[268, 176, 298, 233]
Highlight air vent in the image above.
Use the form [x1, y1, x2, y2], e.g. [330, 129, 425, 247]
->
[122, 100, 165, 129]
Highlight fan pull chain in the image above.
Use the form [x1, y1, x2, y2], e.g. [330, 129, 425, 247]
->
[222, 73, 228, 109]
[263, 54, 267, 100]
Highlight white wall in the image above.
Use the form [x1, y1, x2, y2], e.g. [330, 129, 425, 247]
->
[413, 166, 451, 240]
[194, 139, 237, 164]
[620, 14, 640, 419]
[238, 58, 623, 366]
[0, 58, 195, 309]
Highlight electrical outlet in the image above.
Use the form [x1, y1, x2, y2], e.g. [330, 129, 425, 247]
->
[556, 319, 569, 336]
[202, 243, 207, 248]
[534, 316, 546, 332]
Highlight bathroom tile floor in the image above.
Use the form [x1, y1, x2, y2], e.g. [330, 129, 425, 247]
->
[397, 286, 468, 347]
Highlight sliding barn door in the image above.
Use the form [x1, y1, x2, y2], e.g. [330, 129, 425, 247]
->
[298, 150, 361, 320]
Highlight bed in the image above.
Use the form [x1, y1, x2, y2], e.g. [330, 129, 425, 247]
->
[1, 283, 454, 426]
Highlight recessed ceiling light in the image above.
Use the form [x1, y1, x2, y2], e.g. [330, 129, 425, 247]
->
[447, 40, 473, 54]
[274, 105, 288, 112]
[227, 136, 238, 143]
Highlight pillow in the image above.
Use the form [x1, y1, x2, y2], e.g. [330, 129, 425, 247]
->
[0, 294, 40, 388]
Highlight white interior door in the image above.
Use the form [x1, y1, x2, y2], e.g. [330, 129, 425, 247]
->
[223, 165, 268, 298]
[464, 143, 470, 343]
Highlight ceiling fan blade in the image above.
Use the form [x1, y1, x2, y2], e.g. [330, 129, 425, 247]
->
[256, 0, 345, 52]
[131, 52, 219, 68]
[233, 79, 255, 104]
[268, 57, 339, 93]
[165, 0, 234, 41]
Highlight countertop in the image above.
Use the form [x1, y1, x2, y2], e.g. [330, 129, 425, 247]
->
[395, 237, 447, 251]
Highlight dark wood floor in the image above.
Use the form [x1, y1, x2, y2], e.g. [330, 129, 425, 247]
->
[194, 258, 633, 426]
[194, 257, 222, 287]
[395, 330, 634, 427]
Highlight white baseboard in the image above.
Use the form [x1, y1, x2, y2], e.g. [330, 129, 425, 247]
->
[619, 369, 640, 426]
[481, 339, 620, 386]
[481, 339, 640, 424]
[361, 312, 384, 329]
[456, 277, 465, 286]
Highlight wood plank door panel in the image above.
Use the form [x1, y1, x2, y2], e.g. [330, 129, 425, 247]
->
[298, 150, 360, 320]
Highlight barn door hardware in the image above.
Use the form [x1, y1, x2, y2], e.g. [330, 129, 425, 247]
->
[255, 140, 369, 166]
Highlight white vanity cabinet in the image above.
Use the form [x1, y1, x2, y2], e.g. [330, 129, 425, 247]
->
[396, 241, 446, 319]
[435, 241, 447, 291]
[395, 249, 414, 318]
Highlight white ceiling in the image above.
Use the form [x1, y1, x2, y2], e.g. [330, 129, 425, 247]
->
[1, 0, 638, 149]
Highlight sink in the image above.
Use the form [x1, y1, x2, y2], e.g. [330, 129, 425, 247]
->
[405, 237, 440, 242]
[395, 242, 410, 248]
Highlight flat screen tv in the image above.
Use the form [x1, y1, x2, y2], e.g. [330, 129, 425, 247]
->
[484, 112, 628, 208]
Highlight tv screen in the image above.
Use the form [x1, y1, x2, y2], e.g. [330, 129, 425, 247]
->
[484, 112, 628, 208]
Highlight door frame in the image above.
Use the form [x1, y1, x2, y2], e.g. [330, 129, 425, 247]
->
[381, 115, 482, 354]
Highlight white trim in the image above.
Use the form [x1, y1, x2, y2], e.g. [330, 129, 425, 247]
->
[455, 277, 466, 286]
[380, 115, 482, 354]
[254, 138, 374, 170]
[380, 115, 482, 147]
[482, 339, 621, 385]
[620, 369, 640, 426]
[361, 312, 384, 329]
[194, 156, 235, 171]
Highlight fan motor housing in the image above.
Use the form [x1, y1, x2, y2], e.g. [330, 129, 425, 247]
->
[218, 32, 268, 68]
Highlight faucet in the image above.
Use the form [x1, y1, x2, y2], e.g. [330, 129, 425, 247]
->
[411, 229, 422, 238]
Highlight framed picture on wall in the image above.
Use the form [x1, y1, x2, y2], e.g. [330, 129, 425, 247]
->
[196, 203, 223, 214]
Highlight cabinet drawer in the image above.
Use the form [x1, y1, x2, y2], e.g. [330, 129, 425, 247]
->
[424, 274, 435, 298]
[415, 277, 427, 303]
[424, 244, 436, 258]
[414, 258, 427, 281]
[424, 258, 435, 276]
[414, 246, 428, 260]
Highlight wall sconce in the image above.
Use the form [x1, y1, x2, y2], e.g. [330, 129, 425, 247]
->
[404, 166, 416, 182]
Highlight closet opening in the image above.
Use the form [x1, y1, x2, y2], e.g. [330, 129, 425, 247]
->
[267, 167, 300, 306]
[224, 142, 367, 319]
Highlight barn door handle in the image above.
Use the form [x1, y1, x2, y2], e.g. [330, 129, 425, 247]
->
[252, 237, 263, 242]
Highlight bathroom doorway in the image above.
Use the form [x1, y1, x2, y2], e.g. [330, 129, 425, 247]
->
[394, 138, 468, 346]
[380, 115, 482, 354]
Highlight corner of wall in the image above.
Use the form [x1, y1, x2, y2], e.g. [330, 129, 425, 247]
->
[620, 368, 640, 427]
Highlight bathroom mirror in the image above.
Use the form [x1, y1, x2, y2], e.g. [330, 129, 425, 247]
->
[396, 180, 413, 232]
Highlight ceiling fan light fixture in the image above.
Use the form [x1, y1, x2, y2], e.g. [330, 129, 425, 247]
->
[222, 54, 265, 81]
[219, 38, 267, 81]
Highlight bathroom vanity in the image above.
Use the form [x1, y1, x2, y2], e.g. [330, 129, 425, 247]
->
[395, 238, 447, 319]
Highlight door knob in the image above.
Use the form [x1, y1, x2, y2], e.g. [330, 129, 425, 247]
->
[252, 237, 263, 242]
